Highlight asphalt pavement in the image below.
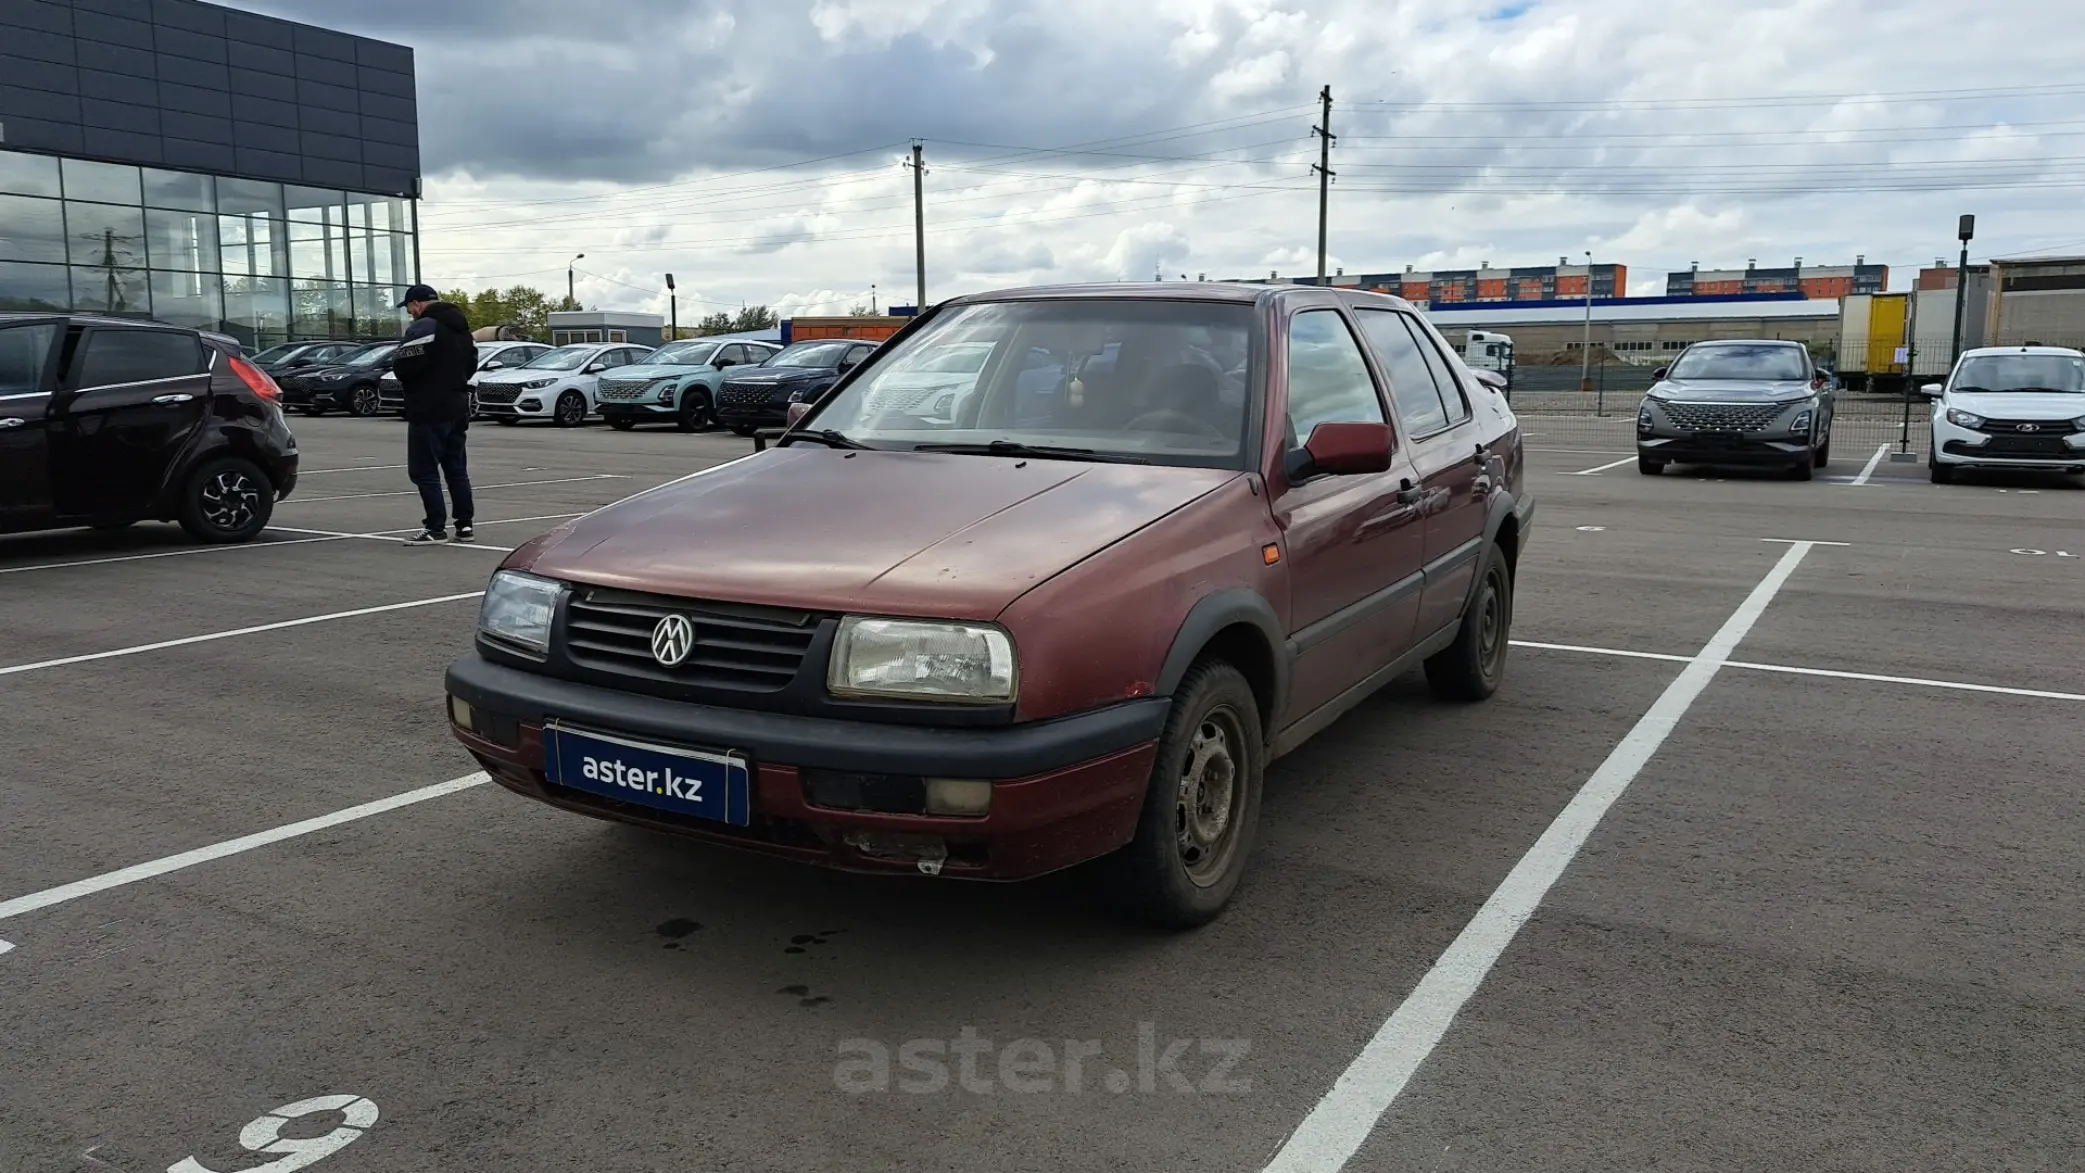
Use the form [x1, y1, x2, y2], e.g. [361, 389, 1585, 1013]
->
[1, 417, 2079, 1172]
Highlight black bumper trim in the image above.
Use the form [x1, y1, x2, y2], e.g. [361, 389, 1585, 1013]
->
[446, 654, 1171, 779]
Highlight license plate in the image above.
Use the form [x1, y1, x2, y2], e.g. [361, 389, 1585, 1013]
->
[543, 725, 751, 826]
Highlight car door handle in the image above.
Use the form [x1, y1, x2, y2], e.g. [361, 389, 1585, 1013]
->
[153, 393, 196, 405]
[0, 418, 24, 429]
[1395, 478, 1423, 506]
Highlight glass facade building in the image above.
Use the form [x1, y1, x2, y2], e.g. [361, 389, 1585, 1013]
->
[0, 148, 415, 347]
[0, 0, 421, 349]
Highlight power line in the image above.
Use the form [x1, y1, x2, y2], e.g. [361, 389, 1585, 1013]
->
[1349, 80, 2085, 113]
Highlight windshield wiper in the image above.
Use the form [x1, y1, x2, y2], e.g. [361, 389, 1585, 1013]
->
[778, 429, 868, 450]
[913, 439, 1151, 464]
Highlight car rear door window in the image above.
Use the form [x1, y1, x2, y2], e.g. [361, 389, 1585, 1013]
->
[0, 323, 59, 396]
[1286, 310, 1387, 444]
[72, 329, 204, 388]
[1355, 310, 1451, 437]
[1405, 316, 1473, 427]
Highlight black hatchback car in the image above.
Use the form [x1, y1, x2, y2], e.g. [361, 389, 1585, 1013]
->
[0, 314, 300, 543]
[712, 339, 877, 435]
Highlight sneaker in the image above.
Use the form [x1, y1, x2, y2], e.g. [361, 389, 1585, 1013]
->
[454, 524, 475, 543]
[402, 529, 448, 546]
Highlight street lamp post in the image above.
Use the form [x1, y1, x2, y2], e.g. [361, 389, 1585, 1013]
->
[568, 253, 585, 308]
[1579, 250, 1595, 399]
[1950, 214, 1975, 368]
[665, 273, 677, 340]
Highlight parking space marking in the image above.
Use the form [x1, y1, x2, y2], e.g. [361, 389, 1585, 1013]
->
[1513, 640, 2085, 703]
[0, 535, 346, 575]
[1264, 541, 1817, 1172]
[369, 512, 584, 536]
[299, 464, 409, 475]
[0, 773, 488, 935]
[1569, 455, 1637, 476]
[265, 525, 518, 553]
[1511, 640, 1689, 664]
[286, 473, 627, 504]
[0, 592, 485, 679]
[1850, 443, 1891, 486]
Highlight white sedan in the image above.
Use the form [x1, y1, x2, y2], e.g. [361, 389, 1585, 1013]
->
[474, 342, 655, 426]
[1925, 345, 2085, 483]
[380, 340, 553, 416]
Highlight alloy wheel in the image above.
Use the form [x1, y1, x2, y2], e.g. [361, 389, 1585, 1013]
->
[199, 469, 261, 533]
[1175, 706, 1247, 887]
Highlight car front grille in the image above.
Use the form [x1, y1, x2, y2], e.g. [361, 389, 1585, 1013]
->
[477, 386, 521, 405]
[1956, 435, 2074, 456]
[1977, 418, 2082, 435]
[597, 377, 660, 402]
[1659, 401, 1787, 432]
[561, 587, 822, 694]
[718, 383, 779, 408]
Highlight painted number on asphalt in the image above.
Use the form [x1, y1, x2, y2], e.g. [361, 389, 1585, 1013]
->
[169, 1095, 378, 1173]
[2010, 549, 2079, 557]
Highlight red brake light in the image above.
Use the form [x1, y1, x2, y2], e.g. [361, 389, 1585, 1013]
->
[231, 355, 282, 402]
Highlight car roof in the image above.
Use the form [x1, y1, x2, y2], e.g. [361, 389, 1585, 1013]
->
[1959, 344, 2084, 358]
[0, 311, 195, 332]
[936, 280, 1420, 313]
[1686, 338, 1806, 348]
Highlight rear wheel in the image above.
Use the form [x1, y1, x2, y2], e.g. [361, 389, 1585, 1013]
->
[177, 456, 272, 543]
[1425, 543, 1513, 702]
[553, 390, 587, 427]
[1110, 661, 1264, 929]
[348, 385, 380, 417]
[1637, 456, 1664, 475]
[677, 389, 715, 433]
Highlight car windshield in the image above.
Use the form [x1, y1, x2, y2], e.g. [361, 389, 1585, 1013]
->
[1669, 344, 1809, 381]
[342, 344, 396, 367]
[806, 299, 1256, 469]
[1950, 353, 2085, 394]
[768, 342, 854, 369]
[523, 347, 594, 371]
[645, 341, 719, 366]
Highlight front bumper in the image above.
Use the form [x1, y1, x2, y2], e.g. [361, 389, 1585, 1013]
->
[444, 654, 1168, 880]
[478, 394, 555, 419]
[280, 382, 350, 410]
[598, 402, 679, 419]
[1931, 418, 2085, 468]
[1637, 433, 1812, 465]
[714, 401, 790, 428]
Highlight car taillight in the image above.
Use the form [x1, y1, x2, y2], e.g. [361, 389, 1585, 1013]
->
[231, 356, 282, 402]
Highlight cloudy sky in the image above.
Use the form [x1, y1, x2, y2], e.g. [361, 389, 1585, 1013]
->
[245, 0, 2085, 318]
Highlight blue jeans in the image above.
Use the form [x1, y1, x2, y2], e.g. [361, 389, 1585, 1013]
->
[407, 421, 474, 533]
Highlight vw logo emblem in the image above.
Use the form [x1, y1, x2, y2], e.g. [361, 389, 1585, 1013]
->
[2018, 423, 2040, 433]
[651, 615, 695, 666]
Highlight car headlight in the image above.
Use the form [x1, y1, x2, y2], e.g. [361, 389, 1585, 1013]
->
[522, 378, 557, 390]
[1637, 400, 1656, 429]
[657, 381, 677, 402]
[2071, 413, 2085, 431]
[478, 571, 563, 657]
[1946, 407, 1986, 428]
[1789, 409, 1813, 434]
[828, 617, 1016, 703]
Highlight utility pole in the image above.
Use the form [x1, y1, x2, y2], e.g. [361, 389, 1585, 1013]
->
[908, 142, 927, 313]
[1950, 214, 1975, 369]
[1311, 86, 1335, 285]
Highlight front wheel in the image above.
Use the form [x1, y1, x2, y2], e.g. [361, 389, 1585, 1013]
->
[177, 456, 273, 543]
[1930, 460, 1955, 484]
[1787, 457, 1814, 481]
[1425, 543, 1513, 702]
[677, 389, 715, 433]
[348, 386, 380, 417]
[1109, 661, 1264, 929]
[553, 390, 587, 427]
[1637, 456, 1664, 475]
[1813, 434, 1831, 468]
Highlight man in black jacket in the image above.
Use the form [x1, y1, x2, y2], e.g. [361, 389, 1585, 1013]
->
[392, 284, 477, 545]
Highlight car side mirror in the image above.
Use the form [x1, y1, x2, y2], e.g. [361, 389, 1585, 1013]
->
[1922, 382, 1944, 397]
[714, 358, 733, 368]
[786, 401, 812, 427]
[586, 363, 606, 374]
[484, 360, 504, 370]
[1293, 420, 1394, 478]
[1652, 366, 1670, 381]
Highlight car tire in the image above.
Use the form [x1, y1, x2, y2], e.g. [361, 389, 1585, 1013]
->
[1787, 457, 1814, 481]
[1110, 660, 1264, 930]
[1930, 460, 1955, 484]
[728, 422, 759, 437]
[304, 405, 325, 417]
[466, 390, 479, 419]
[1637, 456, 1664, 475]
[1425, 542, 1513, 703]
[608, 417, 637, 431]
[177, 456, 273, 544]
[1813, 435, 1831, 468]
[677, 389, 714, 433]
[348, 386, 380, 417]
[553, 390, 587, 427]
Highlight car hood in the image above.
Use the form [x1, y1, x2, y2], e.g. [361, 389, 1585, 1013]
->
[478, 367, 573, 385]
[1650, 378, 1814, 402]
[1946, 392, 2085, 420]
[607, 363, 709, 381]
[294, 363, 378, 380]
[725, 366, 826, 384]
[517, 448, 1241, 620]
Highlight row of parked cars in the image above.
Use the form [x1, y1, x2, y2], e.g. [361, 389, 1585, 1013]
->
[251, 334, 896, 435]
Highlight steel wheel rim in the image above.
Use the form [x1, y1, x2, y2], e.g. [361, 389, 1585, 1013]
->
[1175, 705, 1246, 887]
[200, 470, 260, 532]
[1477, 567, 1507, 676]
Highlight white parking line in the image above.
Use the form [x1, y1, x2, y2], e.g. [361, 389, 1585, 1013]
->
[265, 524, 517, 553]
[299, 464, 409, 475]
[1512, 639, 2085, 702]
[0, 772, 490, 936]
[1264, 541, 1817, 1172]
[1570, 455, 1637, 475]
[0, 535, 346, 575]
[0, 591, 484, 679]
[287, 474, 626, 504]
[1850, 443, 1891, 486]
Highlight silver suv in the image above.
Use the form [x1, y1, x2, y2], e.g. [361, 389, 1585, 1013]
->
[1636, 340, 1835, 480]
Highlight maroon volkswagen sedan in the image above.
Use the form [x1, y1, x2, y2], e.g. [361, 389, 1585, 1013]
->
[445, 283, 1533, 926]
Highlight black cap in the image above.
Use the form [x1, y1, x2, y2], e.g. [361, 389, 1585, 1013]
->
[397, 283, 438, 307]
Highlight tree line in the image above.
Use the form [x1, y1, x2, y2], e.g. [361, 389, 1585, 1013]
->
[435, 284, 781, 342]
